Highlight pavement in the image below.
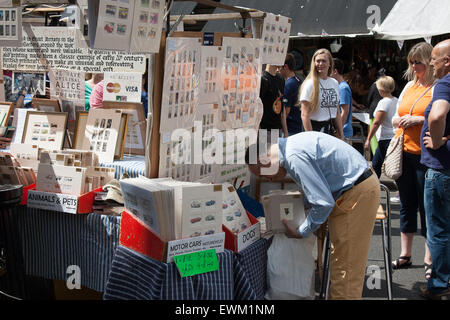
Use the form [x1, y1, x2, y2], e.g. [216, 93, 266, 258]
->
[314, 174, 431, 300]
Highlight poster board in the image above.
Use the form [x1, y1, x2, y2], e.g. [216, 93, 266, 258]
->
[103, 101, 146, 156]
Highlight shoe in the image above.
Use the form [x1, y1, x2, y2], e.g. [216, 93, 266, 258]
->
[390, 196, 400, 203]
[420, 285, 450, 300]
[392, 256, 412, 269]
[424, 263, 432, 280]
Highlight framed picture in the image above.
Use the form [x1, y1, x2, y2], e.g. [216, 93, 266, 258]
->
[73, 111, 88, 150]
[114, 113, 129, 160]
[21, 111, 68, 150]
[0, 101, 13, 127]
[82, 108, 123, 163]
[103, 101, 146, 155]
[12, 71, 46, 96]
[32, 98, 61, 112]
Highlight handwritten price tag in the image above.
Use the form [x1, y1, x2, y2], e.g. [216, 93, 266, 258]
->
[173, 249, 219, 278]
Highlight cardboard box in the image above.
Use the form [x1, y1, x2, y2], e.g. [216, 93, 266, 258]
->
[120, 210, 226, 263]
[26, 187, 103, 214]
[223, 210, 261, 253]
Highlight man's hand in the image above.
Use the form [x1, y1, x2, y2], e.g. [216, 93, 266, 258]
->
[282, 219, 303, 239]
[423, 131, 449, 150]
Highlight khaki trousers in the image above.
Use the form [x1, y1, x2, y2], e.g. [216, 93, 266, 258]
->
[327, 173, 380, 300]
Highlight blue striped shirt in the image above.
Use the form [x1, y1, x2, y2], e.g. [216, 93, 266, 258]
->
[277, 131, 369, 237]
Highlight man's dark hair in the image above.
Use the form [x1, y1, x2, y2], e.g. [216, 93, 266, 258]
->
[333, 58, 345, 75]
[284, 53, 296, 71]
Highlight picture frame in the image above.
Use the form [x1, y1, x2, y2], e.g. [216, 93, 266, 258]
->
[21, 111, 68, 150]
[114, 113, 129, 160]
[32, 98, 61, 113]
[82, 108, 123, 163]
[0, 101, 13, 127]
[74, 110, 128, 160]
[12, 71, 46, 96]
[73, 110, 88, 150]
[102, 101, 146, 155]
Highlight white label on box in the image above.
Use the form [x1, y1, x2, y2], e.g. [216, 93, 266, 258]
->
[237, 222, 260, 252]
[27, 190, 78, 214]
[166, 232, 225, 263]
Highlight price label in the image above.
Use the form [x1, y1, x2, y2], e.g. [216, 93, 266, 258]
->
[173, 249, 219, 278]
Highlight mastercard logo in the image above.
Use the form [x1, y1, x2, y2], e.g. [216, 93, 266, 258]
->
[106, 82, 121, 93]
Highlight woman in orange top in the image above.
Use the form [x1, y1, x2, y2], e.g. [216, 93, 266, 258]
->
[391, 42, 436, 280]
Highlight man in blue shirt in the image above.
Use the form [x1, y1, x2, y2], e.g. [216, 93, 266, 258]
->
[246, 131, 380, 299]
[280, 53, 302, 137]
[419, 39, 450, 300]
[331, 58, 353, 139]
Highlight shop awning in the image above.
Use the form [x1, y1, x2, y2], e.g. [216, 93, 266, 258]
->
[171, 0, 397, 38]
[371, 0, 450, 40]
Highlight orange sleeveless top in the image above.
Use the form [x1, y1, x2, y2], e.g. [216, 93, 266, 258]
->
[395, 82, 433, 154]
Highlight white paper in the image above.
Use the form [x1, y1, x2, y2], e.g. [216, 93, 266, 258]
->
[124, 108, 144, 150]
[27, 190, 79, 214]
[36, 164, 86, 196]
[93, 0, 135, 51]
[219, 37, 262, 130]
[49, 69, 85, 103]
[199, 46, 223, 104]
[129, 0, 164, 53]
[103, 72, 142, 103]
[260, 13, 291, 65]
[160, 37, 202, 132]
[222, 182, 251, 234]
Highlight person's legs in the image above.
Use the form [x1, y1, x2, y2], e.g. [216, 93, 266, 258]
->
[372, 139, 390, 178]
[394, 152, 420, 267]
[328, 174, 380, 300]
[424, 168, 450, 294]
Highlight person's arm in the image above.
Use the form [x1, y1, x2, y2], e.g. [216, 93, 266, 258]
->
[365, 110, 386, 150]
[340, 104, 350, 127]
[423, 99, 450, 150]
[334, 107, 344, 140]
[301, 101, 312, 131]
[282, 154, 335, 238]
[281, 106, 290, 137]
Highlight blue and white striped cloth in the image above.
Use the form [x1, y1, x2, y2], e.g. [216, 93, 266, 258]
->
[17, 206, 121, 292]
[103, 245, 258, 300]
[235, 238, 269, 300]
[100, 155, 146, 179]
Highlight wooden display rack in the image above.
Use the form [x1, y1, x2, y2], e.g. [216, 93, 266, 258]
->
[146, 0, 267, 179]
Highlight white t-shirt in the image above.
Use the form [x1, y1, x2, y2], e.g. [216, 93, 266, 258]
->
[299, 77, 340, 122]
[374, 96, 398, 141]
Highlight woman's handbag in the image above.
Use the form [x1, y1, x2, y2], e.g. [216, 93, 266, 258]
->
[382, 84, 434, 180]
[382, 129, 404, 180]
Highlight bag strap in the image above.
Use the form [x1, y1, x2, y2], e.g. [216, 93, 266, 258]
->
[408, 82, 435, 115]
[399, 82, 435, 136]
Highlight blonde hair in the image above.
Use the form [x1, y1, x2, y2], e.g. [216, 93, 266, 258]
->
[375, 76, 395, 93]
[300, 48, 334, 112]
[404, 42, 435, 86]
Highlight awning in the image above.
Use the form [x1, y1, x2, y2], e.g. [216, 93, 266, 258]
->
[372, 0, 450, 40]
[171, 0, 397, 38]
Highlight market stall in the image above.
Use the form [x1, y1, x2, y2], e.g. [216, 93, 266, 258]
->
[0, 0, 305, 301]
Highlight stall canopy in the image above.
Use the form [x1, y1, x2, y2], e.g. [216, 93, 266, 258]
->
[171, 0, 397, 37]
[372, 0, 450, 40]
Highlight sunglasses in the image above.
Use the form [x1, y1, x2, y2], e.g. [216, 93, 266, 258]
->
[410, 60, 423, 65]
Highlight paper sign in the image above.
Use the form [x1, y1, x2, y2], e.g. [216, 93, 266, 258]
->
[27, 190, 78, 214]
[173, 249, 219, 278]
[237, 221, 260, 252]
[103, 72, 142, 103]
[166, 232, 225, 263]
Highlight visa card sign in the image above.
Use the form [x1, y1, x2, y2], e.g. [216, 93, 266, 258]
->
[103, 72, 142, 103]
